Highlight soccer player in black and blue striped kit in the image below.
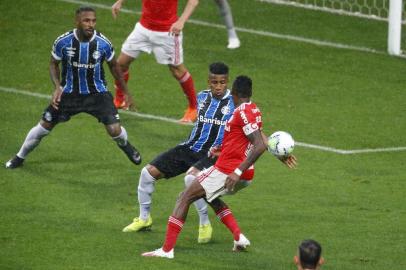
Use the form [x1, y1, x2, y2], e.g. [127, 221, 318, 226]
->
[5, 7, 141, 169]
[122, 62, 234, 244]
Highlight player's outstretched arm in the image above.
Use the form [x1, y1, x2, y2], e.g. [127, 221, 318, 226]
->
[49, 56, 62, 109]
[107, 58, 135, 110]
[170, 0, 199, 35]
[112, 0, 125, 19]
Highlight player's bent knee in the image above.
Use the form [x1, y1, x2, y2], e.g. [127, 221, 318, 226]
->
[105, 123, 121, 137]
[184, 174, 196, 187]
[138, 167, 155, 194]
[39, 120, 55, 131]
[169, 64, 186, 79]
[145, 165, 162, 179]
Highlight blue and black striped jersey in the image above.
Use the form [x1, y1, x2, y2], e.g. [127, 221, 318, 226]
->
[183, 89, 234, 152]
[51, 29, 114, 95]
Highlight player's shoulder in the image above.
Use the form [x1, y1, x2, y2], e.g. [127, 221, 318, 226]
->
[234, 102, 261, 120]
[197, 89, 211, 100]
[53, 30, 74, 45]
[198, 89, 211, 96]
[95, 31, 113, 47]
[237, 101, 259, 111]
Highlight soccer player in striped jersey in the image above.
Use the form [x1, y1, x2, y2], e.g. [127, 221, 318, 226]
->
[111, 0, 199, 123]
[5, 7, 141, 169]
[122, 62, 234, 244]
[142, 76, 297, 259]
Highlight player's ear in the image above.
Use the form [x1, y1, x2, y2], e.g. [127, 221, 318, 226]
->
[319, 257, 325, 266]
[294, 255, 300, 266]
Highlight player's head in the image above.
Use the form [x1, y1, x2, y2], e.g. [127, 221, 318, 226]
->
[75, 6, 96, 40]
[294, 239, 324, 270]
[208, 62, 229, 99]
[231, 75, 252, 104]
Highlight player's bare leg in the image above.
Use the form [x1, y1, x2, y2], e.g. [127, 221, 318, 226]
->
[105, 123, 141, 165]
[142, 179, 206, 258]
[169, 64, 197, 123]
[5, 120, 54, 169]
[185, 167, 212, 243]
[114, 53, 135, 110]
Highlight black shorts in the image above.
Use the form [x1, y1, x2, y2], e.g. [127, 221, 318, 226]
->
[42, 92, 119, 125]
[150, 145, 216, 179]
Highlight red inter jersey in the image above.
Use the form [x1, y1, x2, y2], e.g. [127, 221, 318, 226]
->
[140, 0, 178, 32]
[215, 102, 262, 180]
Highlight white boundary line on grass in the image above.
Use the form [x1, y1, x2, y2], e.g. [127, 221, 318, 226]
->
[2, 86, 406, 155]
[57, 0, 397, 57]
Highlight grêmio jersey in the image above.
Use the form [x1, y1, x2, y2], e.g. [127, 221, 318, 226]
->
[215, 102, 263, 177]
[183, 89, 234, 153]
[140, 0, 178, 32]
[51, 29, 114, 95]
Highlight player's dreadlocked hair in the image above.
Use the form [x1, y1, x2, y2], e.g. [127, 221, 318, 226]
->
[209, 62, 229, 75]
[232, 75, 252, 98]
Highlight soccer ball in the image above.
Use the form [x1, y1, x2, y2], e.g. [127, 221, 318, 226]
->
[267, 131, 295, 157]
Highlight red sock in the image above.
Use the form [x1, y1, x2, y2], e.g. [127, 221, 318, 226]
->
[178, 72, 197, 109]
[216, 207, 241, 241]
[162, 216, 184, 252]
[114, 70, 129, 100]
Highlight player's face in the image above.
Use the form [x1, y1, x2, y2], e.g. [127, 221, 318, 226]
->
[208, 74, 228, 99]
[75, 11, 96, 39]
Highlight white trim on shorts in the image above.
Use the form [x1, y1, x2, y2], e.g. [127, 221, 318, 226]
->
[121, 22, 184, 65]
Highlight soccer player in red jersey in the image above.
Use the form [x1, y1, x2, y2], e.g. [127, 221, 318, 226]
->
[111, 0, 199, 123]
[142, 75, 297, 258]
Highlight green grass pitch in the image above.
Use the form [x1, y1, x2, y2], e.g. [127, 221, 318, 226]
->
[0, 0, 405, 269]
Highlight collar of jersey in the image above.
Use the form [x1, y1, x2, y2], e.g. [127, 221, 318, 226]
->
[73, 28, 96, 43]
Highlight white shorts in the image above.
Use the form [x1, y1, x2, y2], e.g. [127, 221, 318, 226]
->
[121, 23, 184, 65]
[198, 167, 251, 203]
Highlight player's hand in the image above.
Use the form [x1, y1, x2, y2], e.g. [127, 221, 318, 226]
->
[169, 20, 184, 36]
[225, 172, 239, 193]
[208, 145, 221, 158]
[123, 93, 136, 111]
[278, 154, 297, 169]
[51, 87, 62, 110]
[111, 0, 123, 19]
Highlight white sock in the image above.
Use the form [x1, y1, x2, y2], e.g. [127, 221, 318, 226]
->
[112, 126, 128, 146]
[138, 167, 156, 220]
[185, 174, 210, 226]
[17, 123, 50, 159]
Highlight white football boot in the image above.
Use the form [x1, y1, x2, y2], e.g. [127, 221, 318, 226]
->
[232, 233, 250, 251]
[142, 248, 174, 259]
[227, 37, 241, 49]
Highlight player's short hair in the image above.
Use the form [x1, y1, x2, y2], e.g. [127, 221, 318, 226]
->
[209, 62, 229, 75]
[298, 239, 322, 269]
[232, 75, 252, 98]
[76, 6, 96, 16]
